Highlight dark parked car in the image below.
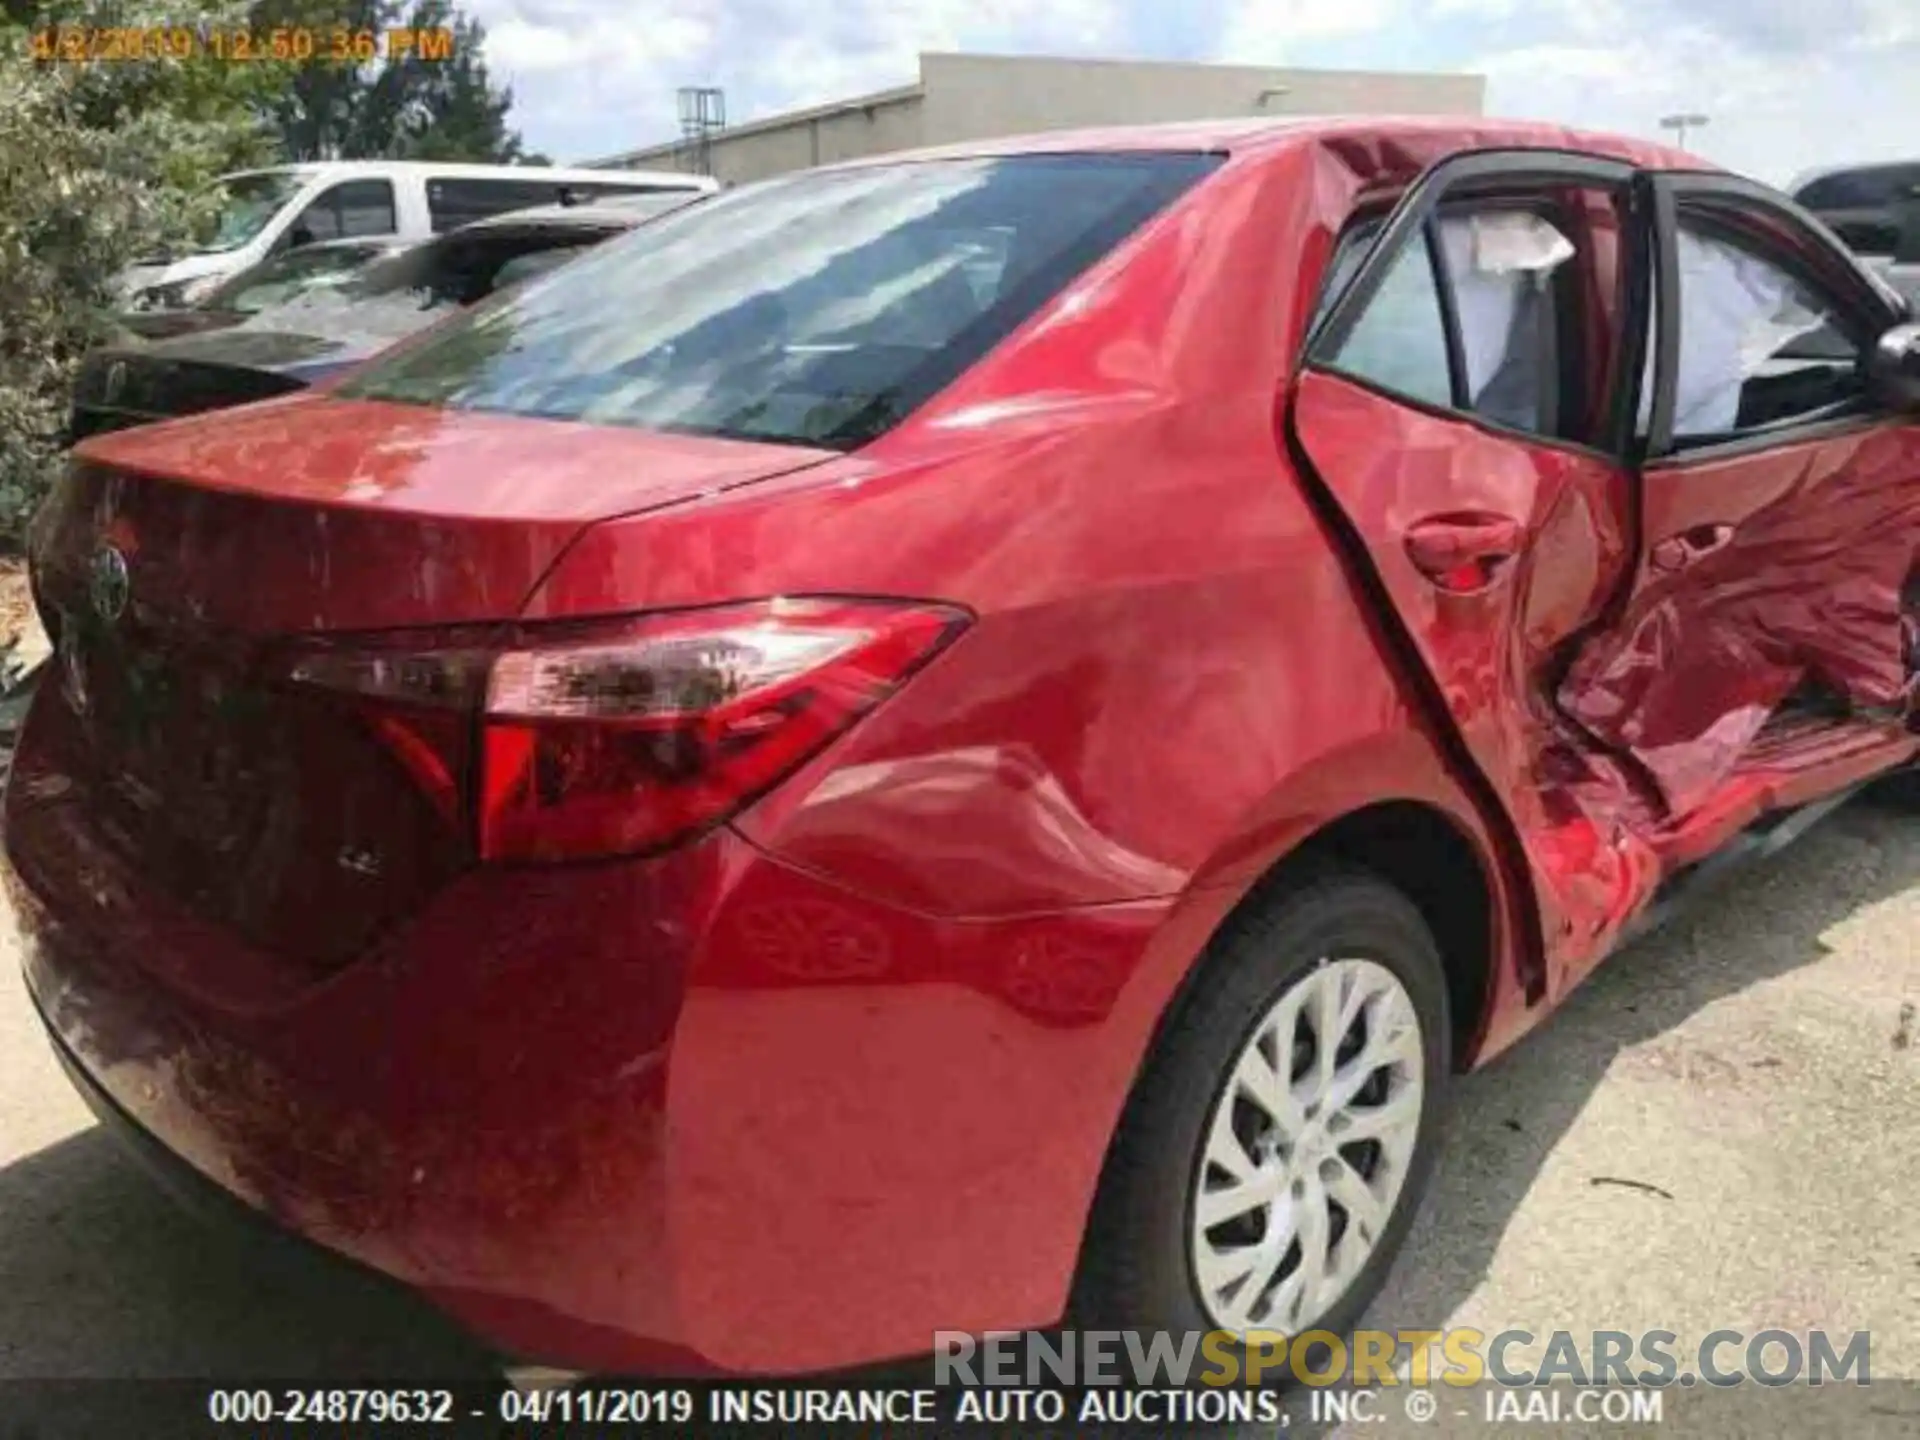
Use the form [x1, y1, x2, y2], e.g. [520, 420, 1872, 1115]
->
[1793, 160, 1920, 306]
[11, 118, 1920, 1382]
[117, 237, 409, 341]
[67, 192, 704, 441]
[1792, 159, 1920, 256]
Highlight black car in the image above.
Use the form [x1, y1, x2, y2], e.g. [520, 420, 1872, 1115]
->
[116, 237, 409, 342]
[1791, 159, 1920, 258]
[68, 192, 703, 441]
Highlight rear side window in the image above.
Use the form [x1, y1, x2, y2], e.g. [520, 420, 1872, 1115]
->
[428, 177, 579, 231]
[343, 154, 1220, 449]
[1435, 212, 1573, 434]
[1327, 243, 1454, 409]
[1322, 208, 1579, 439]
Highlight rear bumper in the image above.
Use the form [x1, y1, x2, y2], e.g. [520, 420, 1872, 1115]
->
[6, 753, 1190, 1376]
[32, 984, 473, 1351]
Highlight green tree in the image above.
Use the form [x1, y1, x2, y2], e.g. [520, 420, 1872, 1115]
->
[0, 0, 538, 545]
[251, 0, 533, 162]
[0, 2, 269, 543]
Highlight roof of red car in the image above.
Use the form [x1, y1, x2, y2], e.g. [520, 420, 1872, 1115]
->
[832, 113, 1708, 174]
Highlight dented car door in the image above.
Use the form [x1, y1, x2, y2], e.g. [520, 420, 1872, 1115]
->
[1559, 172, 1920, 830]
[1286, 151, 1663, 993]
[1288, 155, 1920, 1002]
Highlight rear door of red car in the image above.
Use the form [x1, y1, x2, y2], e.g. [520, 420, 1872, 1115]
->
[1284, 149, 1657, 993]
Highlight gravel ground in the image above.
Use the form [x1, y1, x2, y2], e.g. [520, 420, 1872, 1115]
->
[1, 789, 1916, 1412]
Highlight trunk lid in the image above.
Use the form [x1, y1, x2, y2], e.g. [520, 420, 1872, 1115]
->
[19, 395, 835, 977]
[45, 393, 837, 630]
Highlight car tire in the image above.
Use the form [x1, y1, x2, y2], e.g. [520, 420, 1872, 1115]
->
[1075, 866, 1451, 1377]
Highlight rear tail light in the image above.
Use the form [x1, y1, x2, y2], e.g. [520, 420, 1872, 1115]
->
[283, 598, 969, 863]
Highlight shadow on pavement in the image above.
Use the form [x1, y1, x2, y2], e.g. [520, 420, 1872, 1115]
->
[0, 1122, 491, 1381]
[1362, 793, 1920, 1339]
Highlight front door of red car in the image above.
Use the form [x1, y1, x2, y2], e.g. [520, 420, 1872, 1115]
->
[1556, 172, 1920, 833]
[1285, 150, 1661, 991]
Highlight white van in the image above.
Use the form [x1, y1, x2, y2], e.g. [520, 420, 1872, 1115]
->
[119, 160, 718, 308]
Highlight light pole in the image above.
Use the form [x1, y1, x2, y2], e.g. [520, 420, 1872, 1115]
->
[1659, 112, 1710, 150]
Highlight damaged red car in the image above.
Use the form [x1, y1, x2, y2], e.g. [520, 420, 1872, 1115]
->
[9, 117, 1920, 1378]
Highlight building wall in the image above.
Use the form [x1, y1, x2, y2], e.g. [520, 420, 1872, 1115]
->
[683, 92, 926, 185]
[917, 52, 1484, 146]
[598, 53, 1485, 185]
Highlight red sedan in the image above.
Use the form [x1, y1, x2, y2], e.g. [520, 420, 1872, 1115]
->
[9, 116, 1920, 1378]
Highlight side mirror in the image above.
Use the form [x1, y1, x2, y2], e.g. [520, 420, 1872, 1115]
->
[287, 226, 315, 250]
[1867, 321, 1920, 412]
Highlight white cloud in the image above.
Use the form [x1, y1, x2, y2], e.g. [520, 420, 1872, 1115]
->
[1861, 0, 1920, 46]
[467, 0, 1920, 183]
[1472, 11, 1920, 185]
[1214, 0, 1398, 63]
[1427, 0, 1524, 17]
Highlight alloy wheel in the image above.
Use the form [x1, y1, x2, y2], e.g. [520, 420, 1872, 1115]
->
[1188, 956, 1425, 1335]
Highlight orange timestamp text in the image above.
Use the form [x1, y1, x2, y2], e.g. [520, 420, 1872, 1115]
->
[28, 25, 457, 64]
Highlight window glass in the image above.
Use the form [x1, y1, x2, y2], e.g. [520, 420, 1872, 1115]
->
[1795, 164, 1920, 258]
[1322, 208, 1576, 436]
[243, 233, 610, 347]
[334, 179, 398, 237]
[1895, 196, 1920, 266]
[492, 246, 589, 290]
[1832, 219, 1904, 255]
[1434, 210, 1574, 435]
[1636, 236, 1660, 439]
[291, 192, 342, 243]
[1794, 164, 1920, 213]
[1327, 241, 1454, 410]
[191, 171, 305, 254]
[1310, 219, 1383, 334]
[207, 241, 391, 314]
[1668, 218, 1862, 440]
[341, 154, 1219, 449]
[428, 178, 573, 231]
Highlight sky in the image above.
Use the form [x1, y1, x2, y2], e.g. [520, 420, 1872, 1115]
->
[469, 0, 1920, 187]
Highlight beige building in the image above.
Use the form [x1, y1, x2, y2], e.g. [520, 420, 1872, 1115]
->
[590, 51, 1486, 185]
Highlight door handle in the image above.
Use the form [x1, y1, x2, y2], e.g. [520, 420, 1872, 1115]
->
[1650, 522, 1735, 573]
[1404, 513, 1527, 592]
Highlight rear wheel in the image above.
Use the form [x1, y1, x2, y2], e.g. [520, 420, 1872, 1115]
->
[1077, 868, 1451, 1364]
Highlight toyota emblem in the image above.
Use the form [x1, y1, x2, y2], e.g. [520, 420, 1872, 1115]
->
[88, 545, 131, 624]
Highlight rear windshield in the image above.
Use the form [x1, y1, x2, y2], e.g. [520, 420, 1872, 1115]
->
[339, 154, 1220, 449]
